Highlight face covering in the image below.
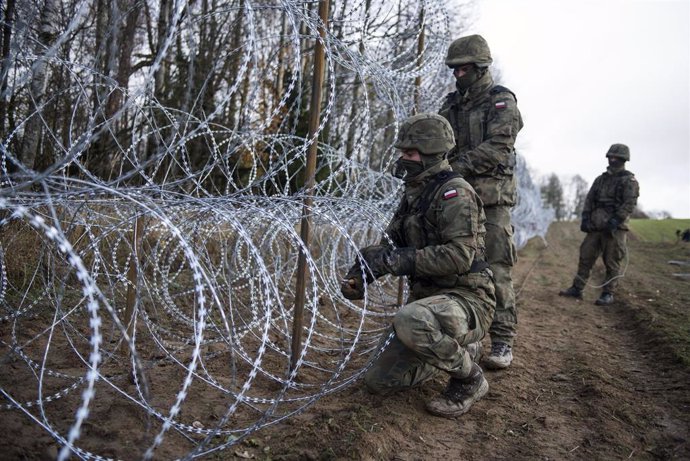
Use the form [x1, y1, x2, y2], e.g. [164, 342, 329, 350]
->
[455, 66, 481, 92]
[608, 158, 625, 170]
[393, 157, 424, 179]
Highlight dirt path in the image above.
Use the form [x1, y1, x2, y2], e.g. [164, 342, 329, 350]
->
[260, 222, 690, 460]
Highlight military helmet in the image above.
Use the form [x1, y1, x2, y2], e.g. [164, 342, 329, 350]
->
[605, 143, 630, 161]
[394, 113, 455, 155]
[446, 34, 493, 68]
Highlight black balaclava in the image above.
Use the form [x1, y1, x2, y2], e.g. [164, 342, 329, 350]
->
[393, 152, 445, 180]
[393, 158, 424, 179]
[455, 65, 485, 92]
[607, 157, 626, 172]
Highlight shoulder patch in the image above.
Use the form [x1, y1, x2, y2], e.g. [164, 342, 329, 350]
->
[443, 189, 459, 200]
[495, 101, 507, 110]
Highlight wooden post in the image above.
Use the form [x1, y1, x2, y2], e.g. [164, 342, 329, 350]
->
[123, 215, 143, 355]
[291, 0, 330, 371]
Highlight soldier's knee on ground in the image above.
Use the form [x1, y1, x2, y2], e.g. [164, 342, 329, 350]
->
[363, 368, 394, 396]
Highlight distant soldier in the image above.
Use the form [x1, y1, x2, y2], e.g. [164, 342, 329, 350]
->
[341, 114, 495, 418]
[559, 144, 640, 305]
[674, 229, 690, 243]
[439, 34, 524, 369]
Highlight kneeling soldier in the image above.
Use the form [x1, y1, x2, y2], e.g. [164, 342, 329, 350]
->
[341, 114, 496, 418]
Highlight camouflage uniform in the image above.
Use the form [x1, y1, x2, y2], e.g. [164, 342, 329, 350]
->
[342, 114, 495, 417]
[571, 163, 639, 295]
[363, 160, 496, 394]
[439, 57, 523, 354]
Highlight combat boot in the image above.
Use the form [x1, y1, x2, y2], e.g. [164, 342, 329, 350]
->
[426, 363, 489, 418]
[466, 341, 483, 363]
[595, 292, 614, 305]
[559, 286, 583, 299]
[483, 342, 513, 369]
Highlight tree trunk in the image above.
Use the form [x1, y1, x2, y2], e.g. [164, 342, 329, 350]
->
[154, 0, 171, 99]
[375, 0, 405, 170]
[88, 0, 142, 179]
[344, 0, 371, 161]
[0, 0, 16, 137]
[18, 0, 59, 170]
[227, 0, 245, 130]
[110, 1, 141, 121]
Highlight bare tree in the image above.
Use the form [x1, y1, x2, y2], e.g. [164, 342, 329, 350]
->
[2, 0, 466, 192]
[568, 174, 588, 220]
[86, 0, 144, 179]
[18, 0, 59, 170]
[0, 0, 16, 137]
[541, 173, 566, 220]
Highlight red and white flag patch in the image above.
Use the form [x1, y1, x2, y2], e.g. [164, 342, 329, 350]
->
[443, 189, 459, 200]
[495, 101, 507, 109]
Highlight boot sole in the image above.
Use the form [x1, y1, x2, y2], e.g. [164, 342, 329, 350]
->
[426, 378, 489, 418]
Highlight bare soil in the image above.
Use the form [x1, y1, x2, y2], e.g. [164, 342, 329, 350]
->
[2, 221, 689, 460]
[251, 221, 690, 460]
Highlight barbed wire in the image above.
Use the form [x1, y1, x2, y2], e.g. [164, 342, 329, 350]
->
[0, 1, 552, 459]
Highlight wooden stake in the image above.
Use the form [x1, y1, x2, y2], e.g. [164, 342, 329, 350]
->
[291, 0, 330, 371]
[123, 215, 143, 356]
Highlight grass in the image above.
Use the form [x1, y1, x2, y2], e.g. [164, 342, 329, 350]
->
[624, 228, 690, 368]
[628, 218, 690, 243]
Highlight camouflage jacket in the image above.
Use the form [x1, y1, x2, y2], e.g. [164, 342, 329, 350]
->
[439, 72, 523, 207]
[583, 166, 639, 231]
[384, 160, 494, 301]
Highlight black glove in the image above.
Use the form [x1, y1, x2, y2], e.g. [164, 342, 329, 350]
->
[341, 245, 389, 301]
[580, 220, 592, 232]
[361, 245, 416, 278]
[345, 245, 389, 283]
[580, 213, 591, 232]
[344, 245, 416, 283]
[607, 217, 620, 232]
[340, 276, 364, 300]
[381, 247, 416, 276]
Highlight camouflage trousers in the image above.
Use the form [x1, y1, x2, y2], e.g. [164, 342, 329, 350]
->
[572, 229, 628, 294]
[364, 291, 494, 395]
[484, 206, 518, 347]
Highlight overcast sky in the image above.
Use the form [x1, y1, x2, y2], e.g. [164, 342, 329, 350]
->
[464, 0, 690, 218]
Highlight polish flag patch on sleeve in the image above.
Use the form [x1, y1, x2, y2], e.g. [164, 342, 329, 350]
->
[443, 189, 459, 200]
[495, 101, 507, 109]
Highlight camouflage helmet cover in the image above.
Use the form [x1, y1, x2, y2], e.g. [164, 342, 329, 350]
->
[605, 143, 630, 161]
[446, 34, 493, 68]
[394, 113, 455, 155]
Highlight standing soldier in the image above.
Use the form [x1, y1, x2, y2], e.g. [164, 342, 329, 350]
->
[439, 35, 523, 369]
[341, 114, 496, 418]
[559, 144, 639, 305]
